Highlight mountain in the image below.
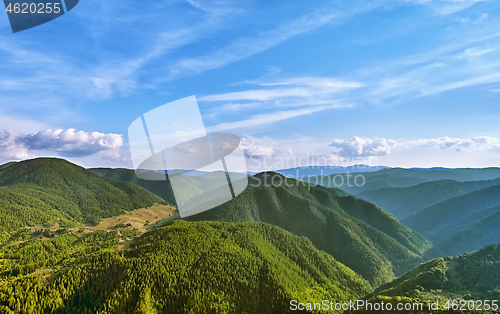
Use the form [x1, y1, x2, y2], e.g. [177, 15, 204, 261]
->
[357, 178, 500, 220]
[404, 184, 500, 255]
[310, 167, 500, 195]
[185, 172, 435, 286]
[0, 220, 373, 313]
[90, 167, 178, 204]
[89, 167, 248, 207]
[275, 165, 389, 177]
[372, 244, 500, 304]
[0, 158, 165, 230]
[438, 207, 500, 256]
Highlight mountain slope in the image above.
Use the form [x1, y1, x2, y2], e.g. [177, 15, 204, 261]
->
[358, 178, 500, 220]
[186, 172, 434, 286]
[0, 158, 165, 229]
[404, 184, 500, 255]
[0, 220, 373, 313]
[438, 207, 500, 256]
[373, 244, 500, 301]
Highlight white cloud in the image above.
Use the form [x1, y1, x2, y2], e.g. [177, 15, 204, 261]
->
[0, 128, 124, 160]
[0, 130, 36, 160]
[329, 137, 397, 157]
[327, 136, 500, 159]
[241, 137, 293, 159]
[403, 136, 500, 151]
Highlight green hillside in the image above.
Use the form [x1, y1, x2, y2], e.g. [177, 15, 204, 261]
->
[358, 178, 500, 220]
[371, 244, 500, 306]
[404, 184, 500, 255]
[0, 220, 372, 314]
[186, 172, 434, 286]
[0, 158, 165, 232]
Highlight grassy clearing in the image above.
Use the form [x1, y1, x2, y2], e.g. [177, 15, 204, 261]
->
[87, 204, 176, 232]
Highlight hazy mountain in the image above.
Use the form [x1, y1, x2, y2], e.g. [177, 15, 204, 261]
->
[90, 167, 248, 207]
[358, 178, 500, 220]
[0, 220, 373, 313]
[0, 158, 165, 229]
[403, 184, 500, 255]
[275, 164, 389, 177]
[310, 167, 500, 195]
[185, 172, 435, 286]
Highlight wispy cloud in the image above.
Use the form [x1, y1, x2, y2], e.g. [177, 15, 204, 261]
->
[164, 8, 338, 80]
[349, 21, 500, 104]
[207, 105, 337, 132]
[201, 75, 359, 131]
[406, 0, 486, 15]
[201, 77, 362, 102]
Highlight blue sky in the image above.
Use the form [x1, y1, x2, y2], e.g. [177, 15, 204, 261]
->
[1, 0, 500, 171]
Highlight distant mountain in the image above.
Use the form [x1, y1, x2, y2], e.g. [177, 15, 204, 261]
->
[0, 220, 373, 313]
[0, 158, 165, 230]
[404, 184, 500, 255]
[372, 244, 500, 302]
[311, 167, 500, 195]
[90, 167, 248, 207]
[275, 165, 389, 177]
[185, 172, 435, 286]
[90, 167, 178, 204]
[358, 178, 500, 220]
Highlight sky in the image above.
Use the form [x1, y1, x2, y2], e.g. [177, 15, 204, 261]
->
[1, 0, 500, 171]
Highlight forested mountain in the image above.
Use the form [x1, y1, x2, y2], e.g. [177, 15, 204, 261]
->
[185, 172, 435, 286]
[311, 167, 500, 195]
[0, 220, 372, 314]
[404, 184, 500, 255]
[372, 244, 500, 304]
[357, 178, 500, 220]
[0, 158, 165, 232]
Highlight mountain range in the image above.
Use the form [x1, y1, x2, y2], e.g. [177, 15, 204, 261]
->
[1, 158, 500, 313]
[183, 172, 435, 286]
[311, 167, 500, 195]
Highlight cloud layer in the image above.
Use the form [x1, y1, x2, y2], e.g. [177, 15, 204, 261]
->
[328, 136, 500, 158]
[0, 129, 124, 160]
